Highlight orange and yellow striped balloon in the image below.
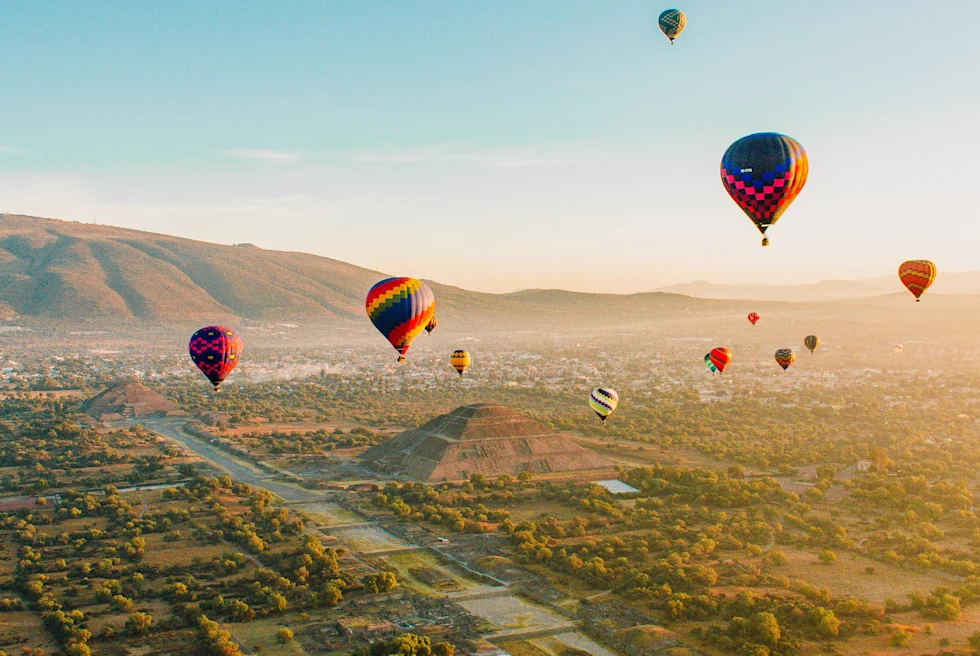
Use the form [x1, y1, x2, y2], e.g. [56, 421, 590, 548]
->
[709, 347, 732, 373]
[898, 260, 936, 302]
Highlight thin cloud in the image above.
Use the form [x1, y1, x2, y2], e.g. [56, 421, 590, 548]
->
[0, 146, 25, 155]
[344, 141, 602, 168]
[224, 149, 303, 164]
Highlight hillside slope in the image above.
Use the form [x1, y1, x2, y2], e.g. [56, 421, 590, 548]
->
[0, 214, 386, 320]
[1, 214, 733, 323]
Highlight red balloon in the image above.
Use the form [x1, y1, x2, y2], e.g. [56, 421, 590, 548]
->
[189, 326, 243, 391]
[747, 312, 760, 326]
[709, 347, 732, 373]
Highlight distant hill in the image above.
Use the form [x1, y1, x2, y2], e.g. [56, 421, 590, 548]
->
[0, 214, 738, 323]
[0, 214, 386, 321]
[7, 213, 970, 324]
[655, 273, 980, 302]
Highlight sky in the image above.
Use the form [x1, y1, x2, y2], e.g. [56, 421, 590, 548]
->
[1, 1, 979, 294]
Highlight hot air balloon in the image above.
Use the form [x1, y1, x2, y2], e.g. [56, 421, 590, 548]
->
[425, 316, 438, 334]
[704, 353, 718, 373]
[709, 347, 732, 373]
[590, 388, 619, 422]
[747, 312, 760, 326]
[894, 344, 904, 353]
[189, 326, 243, 392]
[366, 277, 436, 362]
[898, 260, 936, 302]
[775, 348, 795, 370]
[658, 9, 686, 44]
[721, 133, 808, 246]
[450, 350, 471, 377]
[804, 335, 820, 354]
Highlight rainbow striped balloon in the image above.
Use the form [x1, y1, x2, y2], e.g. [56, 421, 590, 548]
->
[898, 260, 936, 302]
[589, 388, 619, 422]
[775, 348, 796, 370]
[365, 277, 435, 362]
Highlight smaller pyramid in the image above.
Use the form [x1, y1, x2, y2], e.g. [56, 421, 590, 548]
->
[82, 382, 177, 420]
[362, 403, 611, 481]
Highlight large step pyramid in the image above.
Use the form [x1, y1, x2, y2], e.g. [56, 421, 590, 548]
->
[82, 381, 178, 420]
[361, 403, 611, 482]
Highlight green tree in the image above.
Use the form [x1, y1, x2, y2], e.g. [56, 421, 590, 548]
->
[125, 612, 152, 636]
[752, 612, 781, 647]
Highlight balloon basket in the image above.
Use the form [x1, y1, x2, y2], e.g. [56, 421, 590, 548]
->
[761, 237, 769, 246]
[397, 356, 406, 363]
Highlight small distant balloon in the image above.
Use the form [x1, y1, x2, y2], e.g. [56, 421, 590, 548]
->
[804, 335, 820, 354]
[589, 388, 619, 422]
[189, 326, 243, 392]
[898, 260, 936, 302]
[747, 312, 760, 326]
[721, 133, 808, 246]
[658, 9, 686, 44]
[775, 348, 796, 370]
[709, 347, 732, 373]
[450, 349, 471, 377]
[425, 316, 438, 334]
[894, 344, 905, 353]
[365, 277, 436, 362]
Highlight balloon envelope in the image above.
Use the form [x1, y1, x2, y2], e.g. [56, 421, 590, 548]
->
[804, 335, 820, 353]
[589, 388, 619, 422]
[709, 347, 732, 373]
[747, 312, 760, 326]
[450, 349, 471, 376]
[189, 326, 243, 391]
[366, 277, 436, 362]
[721, 133, 808, 245]
[775, 348, 796, 370]
[898, 260, 936, 301]
[425, 316, 438, 334]
[658, 9, 686, 43]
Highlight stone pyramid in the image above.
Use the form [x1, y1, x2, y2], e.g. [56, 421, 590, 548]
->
[82, 381, 177, 419]
[361, 403, 611, 482]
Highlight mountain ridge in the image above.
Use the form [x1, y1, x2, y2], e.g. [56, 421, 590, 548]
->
[2, 213, 973, 322]
[653, 272, 980, 302]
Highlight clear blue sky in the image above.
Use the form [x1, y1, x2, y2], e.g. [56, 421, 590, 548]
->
[1, 1, 978, 293]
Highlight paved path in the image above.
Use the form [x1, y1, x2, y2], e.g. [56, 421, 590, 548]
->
[142, 419, 320, 502]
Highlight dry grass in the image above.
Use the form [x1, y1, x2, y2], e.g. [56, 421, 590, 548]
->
[841, 609, 980, 654]
[0, 610, 59, 653]
[290, 501, 363, 526]
[382, 551, 476, 596]
[140, 533, 232, 567]
[769, 546, 957, 604]
[496, 640, 553, 656]
[229, 617, 308, 655]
